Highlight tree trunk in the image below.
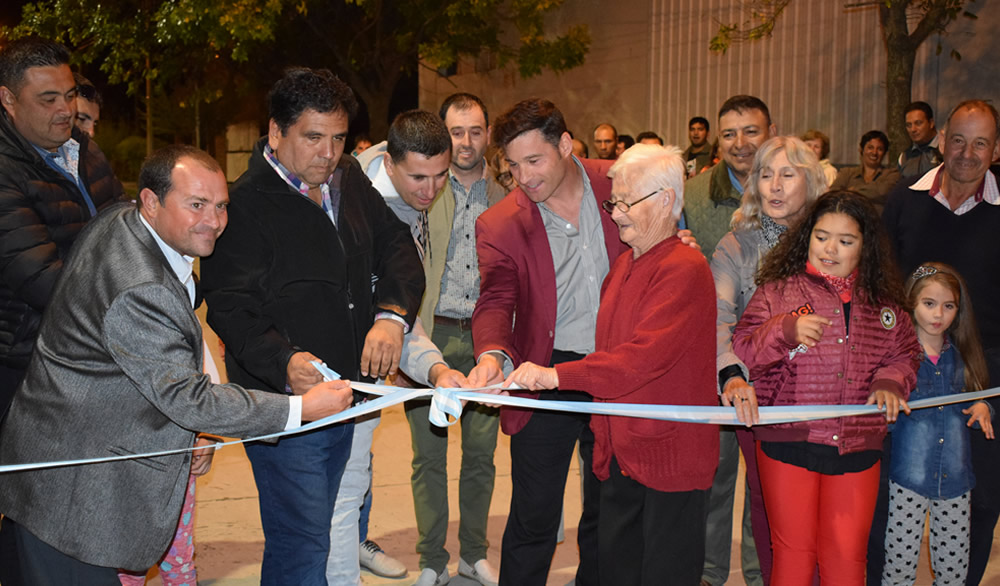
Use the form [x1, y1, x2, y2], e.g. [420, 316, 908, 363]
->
[880, 3, 917, 164]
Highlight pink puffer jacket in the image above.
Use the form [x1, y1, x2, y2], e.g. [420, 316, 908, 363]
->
[734, 272, 921, 454]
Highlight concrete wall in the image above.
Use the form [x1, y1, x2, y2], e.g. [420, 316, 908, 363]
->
[419, 0, 1000, 167]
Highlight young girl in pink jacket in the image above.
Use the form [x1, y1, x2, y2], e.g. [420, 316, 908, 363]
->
[734, 190, 921, 585]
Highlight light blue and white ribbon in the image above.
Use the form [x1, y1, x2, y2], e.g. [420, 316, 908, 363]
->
[1, 363, 997, 475]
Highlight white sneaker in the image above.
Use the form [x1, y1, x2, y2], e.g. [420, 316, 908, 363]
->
[414, 567, 450, 586]
[358, 539, 407, 578]
[458, 558, 498, 586]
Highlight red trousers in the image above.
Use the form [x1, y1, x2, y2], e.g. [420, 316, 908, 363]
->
[756, 443, 879, 586]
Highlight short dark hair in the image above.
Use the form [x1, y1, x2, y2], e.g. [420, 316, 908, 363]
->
[386, 109, 451, 163]
[635, 131, 663, 145]
[904, 101, 934, 121]
[0, 37, 70, 94]
[718, 95, 771, 126]
[492, 98, 568, 150]
[439, 92, 489, 127]
[801, 129, 830, 160]
[860, 129, 889, 152]
[947, 99, 1000, 140]
[268, 67, 359, 135]
[618, 134, 635, 149]
[689, 116, 710, 132]
[73, 72, 102, 108]
[139, 145, 223, 204]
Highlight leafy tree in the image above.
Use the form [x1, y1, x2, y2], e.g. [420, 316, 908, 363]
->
[7, 0, 590, 149]
[710, 0, 976, 161]
[264, 0, 590, 139]
[7, 0, 284, 155]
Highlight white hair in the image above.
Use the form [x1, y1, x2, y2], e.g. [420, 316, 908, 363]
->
[607, 143, 686, 220]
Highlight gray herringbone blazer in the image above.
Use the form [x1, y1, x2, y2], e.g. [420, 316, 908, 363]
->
[0, 203, 289, 571]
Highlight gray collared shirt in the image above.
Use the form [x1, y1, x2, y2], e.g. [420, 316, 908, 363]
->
[538, 157, 609, 354]
[435, 166, 491, 319]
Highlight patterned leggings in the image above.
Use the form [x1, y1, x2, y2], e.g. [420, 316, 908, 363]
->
[118, 474, 198, 586]
[881, 480, 969, 585]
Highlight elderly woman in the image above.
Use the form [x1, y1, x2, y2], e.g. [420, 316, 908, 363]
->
[505, 144, 719, 585]
[706, 136, 828, 585]
[830, 130, 900, 213]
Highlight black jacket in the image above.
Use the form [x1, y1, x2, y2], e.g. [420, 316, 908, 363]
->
[201, 138, 425, 392]
[0, 111, 124, 370]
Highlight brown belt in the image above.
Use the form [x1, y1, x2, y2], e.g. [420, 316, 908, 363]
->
[434, 315, 472, 330]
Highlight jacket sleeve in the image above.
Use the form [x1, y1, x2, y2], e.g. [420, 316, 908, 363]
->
[104, 282, 289, 437]
[711, 231, 749, 389]
[357, 166, 425, 326]
[829, 167, 852, 192]
[471, 213, 520, 364]
[733, 283, 799, 380]
[398, 318, 445, 387]
[869, 306, 921, 399]
[555, 254, 715, 400]
[202, 200, 296, 392]
[0, 174, 65, 311]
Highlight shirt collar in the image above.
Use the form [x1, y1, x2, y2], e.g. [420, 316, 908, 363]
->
[911, 163, 999, 206]
[138, 210, 195, 293]
[31, 138, 79, 165]
[263, 143, 332, 195]
[726, 165, 746, 194]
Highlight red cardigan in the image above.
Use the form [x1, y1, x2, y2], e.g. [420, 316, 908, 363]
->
[733, 272, 921, 454]
[556, 237, 719, 492]
[472, 158, 628, 435]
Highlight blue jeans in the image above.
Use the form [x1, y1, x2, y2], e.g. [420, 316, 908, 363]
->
[245, 421, 354, 586]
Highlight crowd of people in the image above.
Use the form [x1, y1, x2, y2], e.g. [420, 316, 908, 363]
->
[0, 35, 997, 586]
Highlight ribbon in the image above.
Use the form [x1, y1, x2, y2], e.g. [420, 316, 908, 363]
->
[1, 370, 997, 474]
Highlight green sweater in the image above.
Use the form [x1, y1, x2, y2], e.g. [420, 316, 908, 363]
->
[683, 160, 742, 259]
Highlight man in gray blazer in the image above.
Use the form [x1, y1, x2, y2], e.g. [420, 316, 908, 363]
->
[0, 145, 353, 584]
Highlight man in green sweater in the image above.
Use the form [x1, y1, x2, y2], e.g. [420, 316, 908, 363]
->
[685, 95, 774, 586]
[683, 95, 775, 259]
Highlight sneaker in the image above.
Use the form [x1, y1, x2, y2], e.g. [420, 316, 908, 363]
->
[414, 567, 450, 586]
[358, 539, 407, 578]
[458, 558, 498, 586]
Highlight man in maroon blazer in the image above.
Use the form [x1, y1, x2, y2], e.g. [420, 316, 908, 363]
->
[468, 98, 628, 586]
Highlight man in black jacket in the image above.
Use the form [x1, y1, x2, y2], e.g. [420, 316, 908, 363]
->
[201, 68, 424, 586]
[0, 38, 123, 420]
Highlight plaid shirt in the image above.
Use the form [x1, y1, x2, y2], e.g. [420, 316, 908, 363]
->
[263, 144, 341, 225]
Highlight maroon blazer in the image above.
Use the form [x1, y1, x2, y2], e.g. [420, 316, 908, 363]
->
[472, 158, 629, 435]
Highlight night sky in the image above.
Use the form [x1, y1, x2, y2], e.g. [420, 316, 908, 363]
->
[0, 1, 29, 30]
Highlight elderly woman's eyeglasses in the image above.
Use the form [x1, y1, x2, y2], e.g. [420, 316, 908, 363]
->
[601, 188, 663, 214]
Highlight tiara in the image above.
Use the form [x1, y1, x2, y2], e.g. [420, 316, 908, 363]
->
[912, 265, 938, 280]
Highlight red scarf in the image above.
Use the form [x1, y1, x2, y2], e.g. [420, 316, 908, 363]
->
[806, 260, 858, 303]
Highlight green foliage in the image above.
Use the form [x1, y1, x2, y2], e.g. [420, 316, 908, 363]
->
[6, 0, 280, 98]
[709, 0, 791, 55]
[6, 0, 590, 140]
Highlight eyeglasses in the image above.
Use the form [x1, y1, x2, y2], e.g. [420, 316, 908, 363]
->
[601, 188, 663, 214]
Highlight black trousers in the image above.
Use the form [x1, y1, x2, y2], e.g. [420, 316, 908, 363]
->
[0, 517, 119, 585]
[967, 349, 1000, 586]
[599, 457, 709, 586]
[499, 350, 600, 586]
